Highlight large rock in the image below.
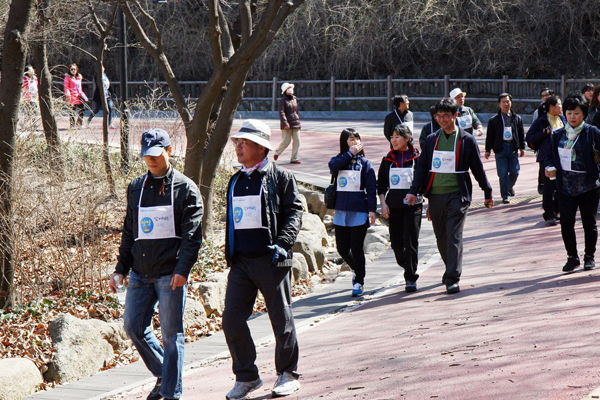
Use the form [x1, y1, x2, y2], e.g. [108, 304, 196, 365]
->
[0, 358, 43, 400]
[367, 225, 390, 241]
[323, 214, 334, 230]
[196, 273, 228, 317]
[298, 193, 309, 213]
[364, 233, 388, 249]
[365, 242, 388, 258]
[307, 192, 324, 215]
[292, 253, 311, 283]
[301, 212, 328, 246]
[184, 298, 208, 330]
[45, 314, 114, 383]
[87, 319, 131, 352]
[293, 231, 325, 272]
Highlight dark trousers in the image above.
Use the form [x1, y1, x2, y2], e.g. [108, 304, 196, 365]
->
[69, 103, 85, 127]
[543, 176, 559, 221]
[222, 254, 298, 382]
[87, 99, 114, 125]
[428, 191, 470, 285]
[389, 205, 422, 282]
[334, 222, 369, 285]
[557, 188, 600, 259]
[538, 162, 545, 192]
[495, 142, 519, 199]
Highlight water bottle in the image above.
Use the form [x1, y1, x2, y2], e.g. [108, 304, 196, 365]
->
[114, 275, 126, 305]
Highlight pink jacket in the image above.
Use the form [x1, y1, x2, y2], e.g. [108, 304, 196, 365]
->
[64, 74, 88, 105]
[22, 75, 38, 103]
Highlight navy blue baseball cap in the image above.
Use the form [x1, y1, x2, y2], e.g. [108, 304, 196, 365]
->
[140, 128, 171, 157]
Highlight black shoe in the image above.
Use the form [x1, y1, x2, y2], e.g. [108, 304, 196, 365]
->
[405, 281, 417, 293]
[584, 256, 596, 271]
[446, 283, 460, 294]
[502, 198, 510, 204]
[562, 256, 581, 273]
[508, 188, 515, 197]
[147, 377, 162, 400]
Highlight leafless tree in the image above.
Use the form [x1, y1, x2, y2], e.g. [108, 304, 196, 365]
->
[0, 0, 36, 309]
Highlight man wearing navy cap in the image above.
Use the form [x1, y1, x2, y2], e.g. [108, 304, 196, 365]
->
[109, 128, 203, 400]
[223, 120, 303, 399]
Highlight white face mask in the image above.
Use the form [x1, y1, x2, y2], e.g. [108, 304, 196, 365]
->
[286, 89, 294, 95]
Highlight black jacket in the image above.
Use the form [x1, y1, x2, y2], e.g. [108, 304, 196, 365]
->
[485, 110, 525, 154]
[526, 113, 567, 162]
[384, 110, 414, 141]
[115, 167, 204, 279]
[419, 120, 441, 149]
[377, 146, 423, 208]
[225, 161, 303, 268]
[409, 128, 493, 202]
[545, 123, 600, 193]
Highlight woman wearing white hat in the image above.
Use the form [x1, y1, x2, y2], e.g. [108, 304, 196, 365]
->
[274, 82, 302, 164]
[450, 88, 483, 136]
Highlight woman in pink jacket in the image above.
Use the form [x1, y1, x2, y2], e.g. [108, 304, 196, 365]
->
[64, 63, 88, 129]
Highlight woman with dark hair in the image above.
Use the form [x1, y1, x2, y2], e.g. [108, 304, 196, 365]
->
[545, 94, 600, 273]
[378, 124, 422, 292]
[581, 83, 594, 103]
[526, 96, 565, 226]
[587, 86, 600, 124]
[64, 63, 88, 129]
[328, 128, 377, 297]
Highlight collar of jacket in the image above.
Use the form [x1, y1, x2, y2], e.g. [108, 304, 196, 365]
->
[384, 147, 419, 167]
[146, 165, 174, 183]
[497, 109, 514, 119]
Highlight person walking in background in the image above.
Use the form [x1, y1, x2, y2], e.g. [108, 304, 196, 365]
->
[329, 128, 377, 297]
[405, 98, 493, 294]
[378, 125, 422, 293]
[22, 65, 38, 109]
[450, 88, 483, 136]
[384, 94, 413, 141]
[526, 96, 565, 226]
[484, 93, 525, 204]
[87, 66, 115, 128]
[64, 63, 88, 129]
[274, 82, 301, 164]
[586, 86, 600, 123]
[418, 105, 440, 149]
[545, 95, 600, 273]
[109, 128, 204, 400]
[581, 83, 594, 104]
[532, 88, 555, 194]
[223, 120, 303, 400]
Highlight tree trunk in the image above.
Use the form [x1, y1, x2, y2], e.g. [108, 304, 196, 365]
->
[0, 0, 36, 309]
[33, 0, 62, 170]
[97, 58, 117, 198]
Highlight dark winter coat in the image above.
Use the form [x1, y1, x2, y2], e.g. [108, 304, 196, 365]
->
[328, 152, 377, 213]
[485, 110, 525, 154]
[526, 113, 567, 162]
[279, 95, 301, 130]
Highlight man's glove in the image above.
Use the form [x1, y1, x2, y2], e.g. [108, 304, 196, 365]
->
[268, 244, 288, 265]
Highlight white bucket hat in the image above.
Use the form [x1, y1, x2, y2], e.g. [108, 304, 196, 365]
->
[231, 119, 274, 151]
[281, 82, 294, 94]
[449, 88, 466, 99]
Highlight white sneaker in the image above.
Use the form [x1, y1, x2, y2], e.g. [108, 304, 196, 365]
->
[271, 372, 300, 397]
[226, 378, 262, 400]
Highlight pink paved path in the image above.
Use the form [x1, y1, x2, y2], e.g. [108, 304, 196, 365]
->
[103, 118, 600, 400]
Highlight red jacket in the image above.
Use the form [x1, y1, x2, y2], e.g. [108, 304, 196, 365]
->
[22, 75, 38, 103]
[64, 74, 87, 105]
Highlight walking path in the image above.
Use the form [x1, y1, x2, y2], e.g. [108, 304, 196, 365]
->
[27, 117, 600, 400]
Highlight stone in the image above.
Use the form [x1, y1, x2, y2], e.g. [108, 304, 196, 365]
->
[45, 314, 114, 383]
[292, 253, 311, 283]
[0, 358, 43, 400]
[364, 233, 388, 248]
[323, 214, 334, 229]
[184, 298, 208, 330]
[301, 212, 329, 246]
[298, 193, 309, 213]
[293, 231, 325, 272]
[307, 192, 324, 215]
[87, 319, 131, 352]
[365, 242, 388, 257]
[196, 273, 228, 317]
[367, 225, 390, 241]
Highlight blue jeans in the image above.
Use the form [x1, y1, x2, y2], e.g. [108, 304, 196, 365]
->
[495, 141, 520, 199]
[123, 271, 187, 399]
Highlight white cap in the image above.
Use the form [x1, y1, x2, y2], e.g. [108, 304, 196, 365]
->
[449, 88, 466, 99]
[281, 82, 294, 94]
[231, 119, 274, 151]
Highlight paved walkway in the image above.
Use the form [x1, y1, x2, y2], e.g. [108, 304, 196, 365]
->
[27, 117, 600, 400]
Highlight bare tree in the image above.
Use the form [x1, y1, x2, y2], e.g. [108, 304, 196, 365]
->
[0, 0, 36, 309]
[119, 0, 305, 237]
[89, 1, 119, 198]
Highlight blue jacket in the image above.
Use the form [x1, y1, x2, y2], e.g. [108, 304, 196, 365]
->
[526, 113, 567, 162]
[328, 151, 377, 213]
[409, 127, 493, 202]
[545, 123, 600, 194]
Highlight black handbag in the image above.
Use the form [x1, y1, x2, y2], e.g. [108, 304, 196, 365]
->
[324, 174, 337, 209]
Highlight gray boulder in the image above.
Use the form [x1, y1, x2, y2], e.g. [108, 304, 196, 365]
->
[87, 319, 131, 352]
[364, 233, 388, 249]
[196, 272, 228, 317]
[367, 225, 390, 241]
[0, 358, 42, 400]
[292, 253, 311, 283]
[307, 192, 324, 214]
[323, 214, 334, 229]
[301, 212, 328, 246]
[45, 314, 114, 383]
[365, 242, 388, 258]
[184, 298, 208, 330]
[298, 193, 309, 212]
[293, 231, 325, 272]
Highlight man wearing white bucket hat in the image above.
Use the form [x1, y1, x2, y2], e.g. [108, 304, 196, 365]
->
[223, 119, 303, 399]
[274, 82, 302, 164]
[450, 87, 484, 136]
